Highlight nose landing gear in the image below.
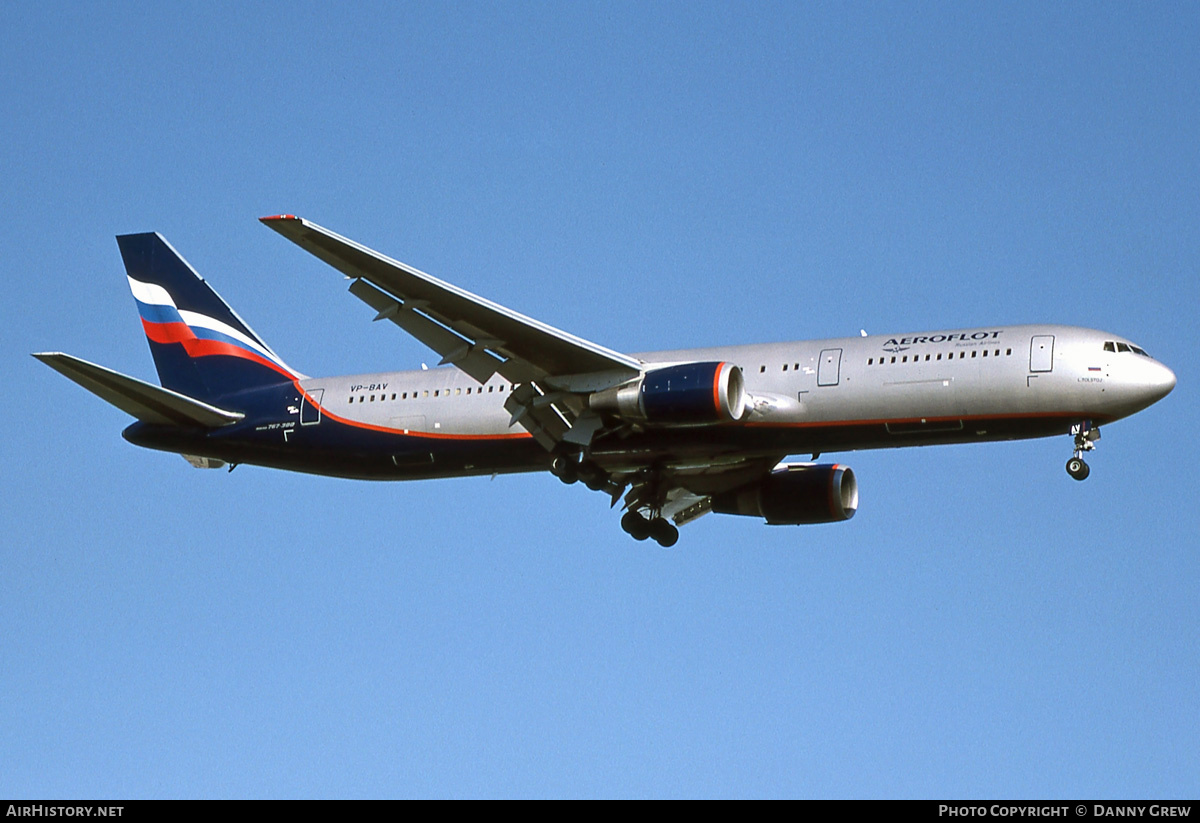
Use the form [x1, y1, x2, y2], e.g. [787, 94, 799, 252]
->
[1066, 421, 1100, 481]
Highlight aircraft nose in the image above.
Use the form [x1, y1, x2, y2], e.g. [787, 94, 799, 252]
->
[1143, 360, 1176, 403]
[1147, 359, 1176, 400]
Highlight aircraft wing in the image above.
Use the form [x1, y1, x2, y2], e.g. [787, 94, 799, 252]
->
[260, 215, 642, 385]
[261, 215, 645, 449]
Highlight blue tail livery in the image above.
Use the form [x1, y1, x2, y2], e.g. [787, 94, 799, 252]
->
[34, 215, 1175, 546]
[118, 232, 298, 403]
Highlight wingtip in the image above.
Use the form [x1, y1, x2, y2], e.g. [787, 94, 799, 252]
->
[259, 214, 300, 223]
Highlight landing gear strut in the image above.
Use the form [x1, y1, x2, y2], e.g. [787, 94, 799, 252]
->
[1066, 421, 1100, 481]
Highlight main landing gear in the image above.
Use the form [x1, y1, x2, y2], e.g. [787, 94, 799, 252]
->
[619, 509, 679, 547]
[551, 452, 681, 547]
[619, 467, 680, 548]
[1066, 421, 1100, 481]
[551, 453, 611, 491]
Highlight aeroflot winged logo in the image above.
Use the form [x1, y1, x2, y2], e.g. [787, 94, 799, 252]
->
[883, 330, 1004, 348]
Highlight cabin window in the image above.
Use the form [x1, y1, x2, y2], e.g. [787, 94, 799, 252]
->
[868, 358, 873, 365]
[1006, 348, 1011, 355]
[759, 366, 765, 373]
[782, 364, 788, 371]
[971, 351, 977, 358]
[983, 349, 988, 357]
[348, 396, 354, 403]
[890, 356, 896, 363]
[488, 386, 494, 393]
[456, 388, 462, 395]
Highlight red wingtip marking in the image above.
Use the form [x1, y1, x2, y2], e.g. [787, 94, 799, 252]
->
[259, 214, 298, 222]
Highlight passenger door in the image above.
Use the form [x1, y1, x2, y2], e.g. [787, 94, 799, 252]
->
[817, 348, 843, 386]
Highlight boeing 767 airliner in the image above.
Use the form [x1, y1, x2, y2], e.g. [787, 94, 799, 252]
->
[35, 215, 1176, 546]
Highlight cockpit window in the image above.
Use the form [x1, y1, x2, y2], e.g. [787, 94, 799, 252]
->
[1104, 340, 1151, 357]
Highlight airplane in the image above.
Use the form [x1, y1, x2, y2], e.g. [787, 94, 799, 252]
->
[35, 215, 1176, 547]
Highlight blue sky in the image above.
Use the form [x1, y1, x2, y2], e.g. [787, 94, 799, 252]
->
[2, 2, 1196, 798]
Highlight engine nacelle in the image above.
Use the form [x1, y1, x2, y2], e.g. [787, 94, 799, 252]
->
[589, 361, 747, 425]
[712, 464, 858, 525]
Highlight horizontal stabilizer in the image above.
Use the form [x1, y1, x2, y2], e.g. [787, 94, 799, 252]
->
[33, 352, 245, 428]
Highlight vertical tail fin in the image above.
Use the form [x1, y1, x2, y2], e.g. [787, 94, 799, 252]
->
[117, 232, 299, 402]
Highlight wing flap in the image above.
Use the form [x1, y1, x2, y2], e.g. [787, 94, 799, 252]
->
[347, 278, 509, 385]
[34, 352, 244, 428]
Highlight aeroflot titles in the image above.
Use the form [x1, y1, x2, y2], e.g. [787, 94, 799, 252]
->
[885, 331, 1004, 347]
[938, 807, 1192, 818]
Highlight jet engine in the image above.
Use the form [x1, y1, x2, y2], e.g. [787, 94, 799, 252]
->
[712, 463, 858, 525]
[589, 361, 747, 425]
